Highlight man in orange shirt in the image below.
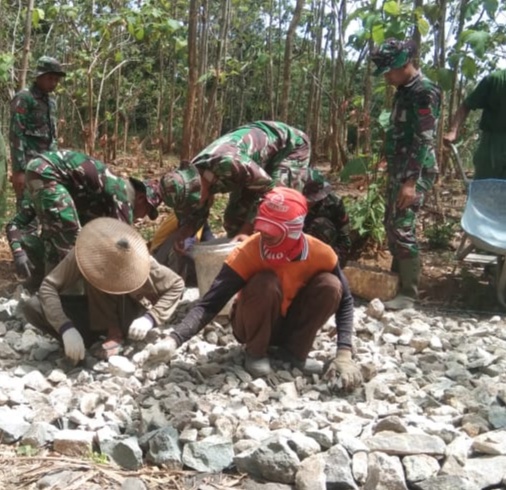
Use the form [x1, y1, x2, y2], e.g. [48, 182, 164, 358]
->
[137, 187, 362, 391]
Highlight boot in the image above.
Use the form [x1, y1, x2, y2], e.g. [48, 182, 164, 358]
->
[384, 257, 420, 310]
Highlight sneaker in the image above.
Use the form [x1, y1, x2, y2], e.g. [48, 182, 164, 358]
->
[244, 353, 272, 377]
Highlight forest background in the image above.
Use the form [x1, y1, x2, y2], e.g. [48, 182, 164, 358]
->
[0, 0, 505, 258]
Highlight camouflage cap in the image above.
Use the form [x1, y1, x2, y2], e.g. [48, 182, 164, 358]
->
[35, 56, 66, 77]
[160, 164, 202, 212]
[130, 177, 162, 220]
[302, 168, 332, 203]
[371, 39, 417, 77]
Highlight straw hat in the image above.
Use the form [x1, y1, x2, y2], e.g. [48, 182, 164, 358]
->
[75, 218, 150, 294]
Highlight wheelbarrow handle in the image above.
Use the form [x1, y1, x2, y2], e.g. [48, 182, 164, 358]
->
[447, 143, 470, 188]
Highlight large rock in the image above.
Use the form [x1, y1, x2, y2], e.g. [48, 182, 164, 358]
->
[364, 452, 407, 490]
[53, 430, 94, 457]
[364, 431, 446, 457]
[183, 435, 234, 473]
[234, 435, 300, 484]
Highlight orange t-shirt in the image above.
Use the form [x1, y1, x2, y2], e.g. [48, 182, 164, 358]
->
[225, 233, 338, 315]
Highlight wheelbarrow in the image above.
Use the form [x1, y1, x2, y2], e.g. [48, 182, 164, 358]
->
[455, 177, 506, 308]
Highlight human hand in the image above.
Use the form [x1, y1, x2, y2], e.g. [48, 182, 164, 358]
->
[396, 180, 417, 210]
[324, 349, 362, 392]
[13, 250, 34, 278]
[443, 130, 457, 144]
[62, 327, 85, 363]
[10, 171, 25, 198]
[133, 336, 178, 365]
[174, 225, 196, 255]
[128, 314, 154, 340]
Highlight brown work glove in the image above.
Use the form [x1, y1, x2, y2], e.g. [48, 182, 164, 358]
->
[324, 349, 363, 392]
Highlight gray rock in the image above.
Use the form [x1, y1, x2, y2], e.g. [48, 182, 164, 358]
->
[21, 422, 58, 447]
[0, 406, 30, 442]
[121, 477, 148, 490]
[352, 451, 368, 484]
[411, 475, 479, 490]
[235, 435, 300, 484]
[101, 436, 143, 470]
[488, 406, 506, 429]
[295, 453, 326, 490]
[37, 470, 78, 489]
[305, 428, 333, 449]
[472, 429, 506, 455]
[364, 431, 446, 456]
[141, 401, 169, 431]
[147, 426, 182, 468]
[464, 455, 506, 488]
[373, 416, 408, 434]
[402, 454, 439, 482]
[286, 432, 321, 460]
[364, 452, 407, 490]
[183, 435, 234, 472]
[323, 444, 357, 490]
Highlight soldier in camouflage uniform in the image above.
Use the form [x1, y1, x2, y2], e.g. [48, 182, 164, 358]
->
[10, 57, 66, 202]
[23, 150, 161, 273]
[302, 168, 351, 265]
[159, 120, 311, 250]
[5, 191, 45, 289]
[372, 39, 441, 310]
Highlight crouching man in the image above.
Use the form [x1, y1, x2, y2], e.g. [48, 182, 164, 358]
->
[20, 217, 185, 362]
[139, 187, 362, 391]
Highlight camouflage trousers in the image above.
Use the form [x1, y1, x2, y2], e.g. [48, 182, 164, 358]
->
[25, 174, 81, 272]
[384, 175, 434, 260]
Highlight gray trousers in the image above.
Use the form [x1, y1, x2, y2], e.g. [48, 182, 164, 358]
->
[21, 290, 144, 347]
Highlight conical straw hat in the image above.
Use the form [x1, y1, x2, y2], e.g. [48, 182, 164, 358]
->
[75, 218, 150, 294]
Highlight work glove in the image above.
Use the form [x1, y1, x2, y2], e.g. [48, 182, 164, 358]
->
[13, 250, 34, 278]
[324, 349, 363, 392]
[128, 314, 154, 340]
[133, 336, 178, 365]
[62, 327, 86, 364]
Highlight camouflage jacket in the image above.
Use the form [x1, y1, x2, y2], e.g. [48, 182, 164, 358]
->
[192, 120, 311, 195]
[10, 84, 58, 173]
[385, 73, 441, 182]
[26, 151, 133, 223]
[305, 193, 352, 260]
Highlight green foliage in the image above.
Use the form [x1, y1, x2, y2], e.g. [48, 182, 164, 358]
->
[89, 451, 109, 465]
[17, 445, 38, 457]
[344, 181, 386, 247]
[424, 219, 457, 250]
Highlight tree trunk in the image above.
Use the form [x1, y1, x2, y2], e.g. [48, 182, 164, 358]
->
[266, 0, 275, 119]
[278, 0, 304, 121]
[204, 0, 230, 143]
[19, 0, 35, 90]
[181, 0, 199, 160]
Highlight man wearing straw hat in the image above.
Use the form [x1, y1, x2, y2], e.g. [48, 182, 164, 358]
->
[136, 187, 362, 392]
[20, 217, 184, 361]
